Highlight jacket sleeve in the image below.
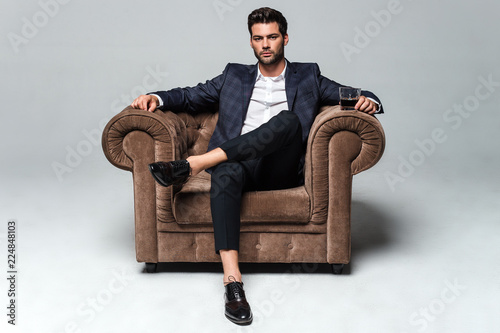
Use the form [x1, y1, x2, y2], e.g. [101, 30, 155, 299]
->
[316, 64, 384, 114]
[148, 64, 229, 114]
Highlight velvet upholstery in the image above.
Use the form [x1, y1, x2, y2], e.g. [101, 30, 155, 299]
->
[102, 105, 385, 265]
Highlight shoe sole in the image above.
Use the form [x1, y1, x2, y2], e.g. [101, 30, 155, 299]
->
[225, 313, 253, 326]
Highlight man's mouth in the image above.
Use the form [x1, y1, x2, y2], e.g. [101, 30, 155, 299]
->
[261, 52, 272, 56]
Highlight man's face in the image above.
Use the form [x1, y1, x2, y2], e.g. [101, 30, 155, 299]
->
[250, 22, 289, 66]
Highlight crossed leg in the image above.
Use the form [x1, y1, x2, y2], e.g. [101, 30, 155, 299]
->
[186, 111, 303, 283]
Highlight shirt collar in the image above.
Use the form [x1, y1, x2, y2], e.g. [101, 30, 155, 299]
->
[256, 62, 287, 82]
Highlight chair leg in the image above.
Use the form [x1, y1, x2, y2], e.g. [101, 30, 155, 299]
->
[331, 264, 344, 275]
[145, 263, 157, 273]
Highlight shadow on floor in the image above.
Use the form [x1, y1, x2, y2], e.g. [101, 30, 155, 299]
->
[154, 262, 342, 275]
[351, 200, 395, 258]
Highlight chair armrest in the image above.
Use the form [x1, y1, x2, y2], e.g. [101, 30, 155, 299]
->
[102, 106, 188, 171]
[304, 105, 385, 263]
[101, 106, 188, 263]
[306, 105, 385, 176]
[305, 105, 386, 208]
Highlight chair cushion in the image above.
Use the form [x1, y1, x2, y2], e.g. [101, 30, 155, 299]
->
[173, 172, 311, 225]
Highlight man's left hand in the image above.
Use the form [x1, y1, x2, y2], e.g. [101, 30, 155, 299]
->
[355, 96, 379, 115]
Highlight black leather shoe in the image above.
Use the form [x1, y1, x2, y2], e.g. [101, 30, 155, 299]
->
[148, 160, 191, 187]
[225, 279, 253, 325]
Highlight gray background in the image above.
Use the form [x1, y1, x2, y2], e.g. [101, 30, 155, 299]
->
[1, 0, 499, 332]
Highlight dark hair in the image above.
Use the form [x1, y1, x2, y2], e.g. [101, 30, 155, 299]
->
[248, 7, 288, 37]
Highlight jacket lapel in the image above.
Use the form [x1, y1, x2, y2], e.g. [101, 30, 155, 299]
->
[241, 64, 258, 122]
[285, 60, 299, 111]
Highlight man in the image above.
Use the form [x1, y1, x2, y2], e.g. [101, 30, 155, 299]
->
[131, 7, 383, 325]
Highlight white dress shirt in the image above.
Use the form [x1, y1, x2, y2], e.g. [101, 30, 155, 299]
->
[240, 64, 288, 135]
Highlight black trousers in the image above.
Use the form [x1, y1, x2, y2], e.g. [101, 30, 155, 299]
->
[210, 110, 303, 253]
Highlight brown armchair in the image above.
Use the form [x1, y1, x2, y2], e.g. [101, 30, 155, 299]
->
[102, 105, 385, 274]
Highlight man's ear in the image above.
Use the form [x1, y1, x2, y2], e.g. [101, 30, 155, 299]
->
[283, 34, 289, 46]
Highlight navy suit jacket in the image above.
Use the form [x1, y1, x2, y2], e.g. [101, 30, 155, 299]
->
[151, 60, 383, 153]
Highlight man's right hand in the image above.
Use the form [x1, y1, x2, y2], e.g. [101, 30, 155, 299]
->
[131, 95, 159, 112]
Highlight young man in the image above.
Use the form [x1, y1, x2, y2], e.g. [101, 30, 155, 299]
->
[131, 7, 383, 325]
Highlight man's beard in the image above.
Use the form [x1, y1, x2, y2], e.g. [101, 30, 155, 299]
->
[254, 42, 285, 65]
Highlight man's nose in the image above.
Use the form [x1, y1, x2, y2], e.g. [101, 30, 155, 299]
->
[262, 38, 269, 48]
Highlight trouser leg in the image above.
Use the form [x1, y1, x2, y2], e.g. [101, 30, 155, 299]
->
[219, 110, 302, 162]
[210, 111, 303, 253]
[210, 161, 248, 254]
[249, 114, 304, 191]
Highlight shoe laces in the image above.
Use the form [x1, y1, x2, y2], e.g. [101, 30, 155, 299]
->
[226, 276, 243, 298]
[171, 160, 190, 174]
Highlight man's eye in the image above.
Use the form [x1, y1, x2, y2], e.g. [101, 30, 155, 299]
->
[270, 36, 277, 40]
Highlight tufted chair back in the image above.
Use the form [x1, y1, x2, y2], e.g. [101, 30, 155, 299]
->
[176, 112, 219, 157]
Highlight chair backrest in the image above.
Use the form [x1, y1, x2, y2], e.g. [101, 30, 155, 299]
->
[176, 112, 219, 157]
[174, 106, 334, 157]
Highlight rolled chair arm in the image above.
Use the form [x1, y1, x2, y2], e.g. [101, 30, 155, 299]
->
[306, 105, 385, 176]
[305, 105, 386, 212]
[304, 105, 385, 264]
[102, 106, 188, 170]
[101, 106, 188, 263]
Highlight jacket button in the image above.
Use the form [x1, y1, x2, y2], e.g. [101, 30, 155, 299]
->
[256, 244, 262, 250]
